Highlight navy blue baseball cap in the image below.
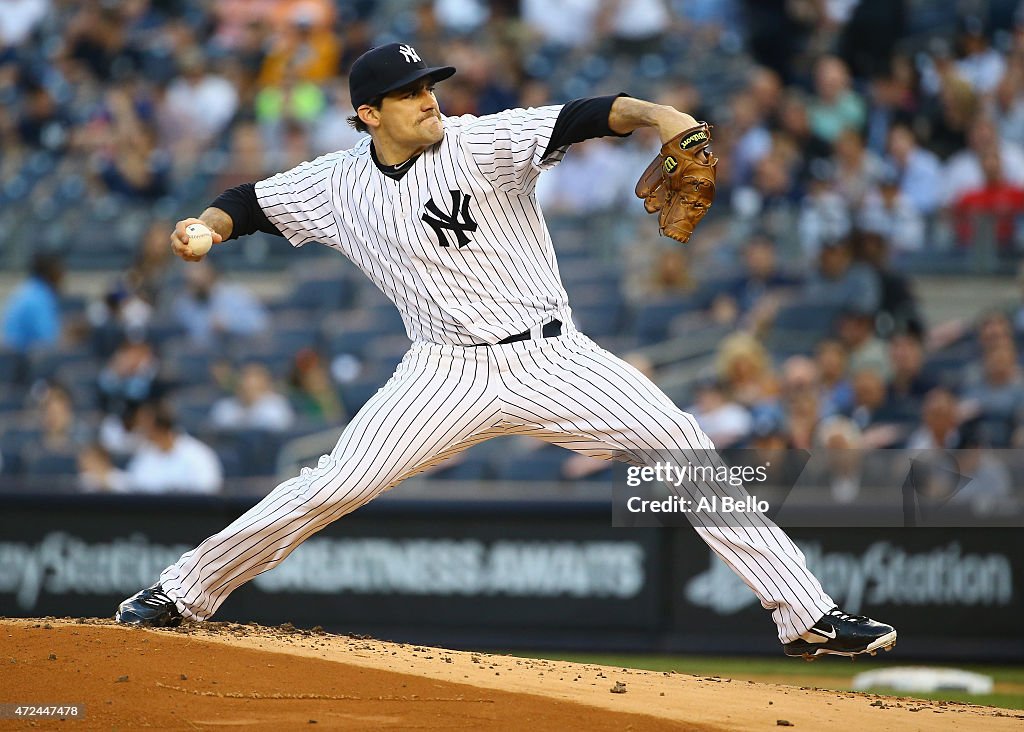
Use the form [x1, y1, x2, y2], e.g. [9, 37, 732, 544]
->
[349, 43, 455, 109]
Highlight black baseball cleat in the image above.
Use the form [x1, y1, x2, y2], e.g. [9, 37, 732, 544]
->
[115, 584, 183, 627]
[783, 608, 896, 660]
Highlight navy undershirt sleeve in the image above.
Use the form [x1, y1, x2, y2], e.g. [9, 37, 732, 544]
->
[542, 93, 632, 161]
[210, 183, 283, 240]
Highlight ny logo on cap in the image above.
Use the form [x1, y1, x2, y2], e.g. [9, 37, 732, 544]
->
[399, 44, 420, 63]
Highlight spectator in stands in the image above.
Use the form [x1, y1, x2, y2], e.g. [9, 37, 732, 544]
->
[808, 56, 866, 143]
[124, 403, 222, 494]
[439, 40, 519, 118]
[98, 133, 170, 203]
[858, 170, 926, 256]
[886, 123, 943, 215]
[961, 339, 1024, 424]
[887, 329, 936, 408]
[797, 161, 852, 262]
[97, 339, 162, 416]
[159, 47, 239, 166]
[537, 138, 633, 215]
[172, 262, 269, 347]
[952, 145, 1024, 250]
[433, 0, 491, 35]
[954, 16, 1006, 95]
[863, 60, 916, 157]
[87, 279, 153, 358]
[780, 355, 818, 396]
[287, 348, 344, 424]
[217, 119, 273, 190]
[98, 400, 145, 459]
[0, 0, 49, 50]
[210, 362, 295, 432]
[125, 220, 182, 311]
[61, 4, 143, 83]
[728, 92, 772, 186]
[813, 415, 865, 504]
[649, 246, 695, 294]
[804, 237, 881, 315]
[944, 115, 1024, 206]
[832, 128, 883, 209]
[15, 76, 70, 152]
[994, 51, 1024, 147]
[715, 332, 779, 408]
[779, 356, 822, 450]
[837, 308, 890, 379]
[777, 90, 833, 180]
[945, 418, 1013, 514]
[255, 67, 327, 136]
[815, 338, 853, 416]
[905, 387, 960, 449]
[930, 61, 979, 160]
[847, 366, 892, 431]
[520, 0, 601, 50]
[732, 148, 800, 245]
[37, 381, 91, 453]
[312, 79, 364, 155]
[1014, 265, 1024, 335]
[977, 309, 1014, 354]
[747, 66, 784, 128]
[748, 406, 791, 451]
[77, 442, 129, 493]
[719, 233, 801, 332]
[257, 7, 340, 87]
[2, 252, 63, 353]
[855, 228, 924, 336]
[92, 83, 170, 201]
[687, 377, 752, 448]
[602, 0, 671, 54]
[837, 0, 907, 80]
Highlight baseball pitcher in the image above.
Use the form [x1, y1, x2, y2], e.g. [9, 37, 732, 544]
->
[116, 43, 896, 660]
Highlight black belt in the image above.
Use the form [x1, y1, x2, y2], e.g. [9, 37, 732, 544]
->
[495, 319, 562, 345]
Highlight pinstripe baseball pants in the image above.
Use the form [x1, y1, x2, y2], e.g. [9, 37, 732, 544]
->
[159, 326, 835, 642]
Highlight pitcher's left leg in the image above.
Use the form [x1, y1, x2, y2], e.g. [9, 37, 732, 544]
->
[497, 331, 895, 656]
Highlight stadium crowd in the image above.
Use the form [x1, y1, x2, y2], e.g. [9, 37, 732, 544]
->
[0, 0, 1023, 513]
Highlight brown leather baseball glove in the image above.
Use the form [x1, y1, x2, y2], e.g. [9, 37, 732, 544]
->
[635, 122, 717, 244]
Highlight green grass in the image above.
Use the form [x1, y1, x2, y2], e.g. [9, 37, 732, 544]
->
[510, 653, 1024, 711]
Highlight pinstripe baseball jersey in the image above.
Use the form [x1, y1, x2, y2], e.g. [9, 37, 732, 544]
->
[255, 107, 573, 346]
[142, 94, 848, 649]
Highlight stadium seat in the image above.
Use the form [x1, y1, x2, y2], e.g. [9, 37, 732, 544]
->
[23, 449, 79, 476]
[493, 446, 568, 481]
[175, 386, 227, 433]
[364, 334, 412, 374]
[338, 378, 383, 414]
[772, 301, 843, 335]
[281, 276, 351, 312]
[362, 302, 406, 334]
[0, 386, 26, 412]
[27, 346, 95, 382]
[561, 262, 621, 291]
[212, 444, 245, 479]
[631, 295, 701, 344]
[425, 456, 490, 480]
[203, 429, 285, 477]
[569, 285, 625, 338]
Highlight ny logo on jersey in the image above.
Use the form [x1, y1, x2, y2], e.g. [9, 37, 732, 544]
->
[422, 190, 478, 248]
[399, 44, 420, 63]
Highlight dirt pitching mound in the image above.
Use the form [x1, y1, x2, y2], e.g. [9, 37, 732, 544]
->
[2, 618, 1021, 731]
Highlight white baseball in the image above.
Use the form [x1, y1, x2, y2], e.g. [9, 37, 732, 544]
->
[185, 223, 214, 257]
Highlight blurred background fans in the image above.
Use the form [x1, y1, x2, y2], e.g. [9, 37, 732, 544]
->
[1, 0, 1024, 511]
